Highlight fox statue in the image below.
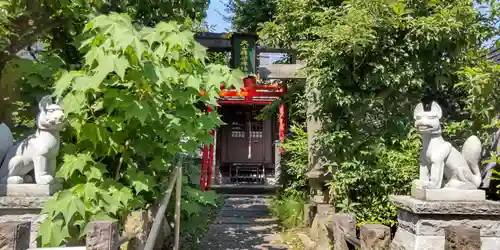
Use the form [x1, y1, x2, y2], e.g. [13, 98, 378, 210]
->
[0, 95, 66, 184]
[414, 101, 482, 190]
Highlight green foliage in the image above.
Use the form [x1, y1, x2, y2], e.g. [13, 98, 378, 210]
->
[457, 46, 500, 195]
[261, 0, 500, 227]
[38, 13, 244, 247]
[457, 62, 500, 125]
[7, 54, 65, 136]
[0, 0, 211, 126]
[225, 0, 277, 33]
[329, 130, 420, 226]
[280, 123, 309, 198]
[178, 194, 224, 250]
[269, 124, 308, 229]
[0, 0, 210, 55]
[207, 52, 230, 66]
[269, 195, 306, 229]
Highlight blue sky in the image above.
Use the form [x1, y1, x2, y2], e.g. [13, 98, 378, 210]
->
[206, 0, 231, 32]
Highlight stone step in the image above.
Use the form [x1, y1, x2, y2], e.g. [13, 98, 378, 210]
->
[200, 194, 286, 250]
[211, 185, 280, 195]
[215, 216, 279, 225]
[222, 203, 270, 211]
[200, 224, 285, 250]
[219, 209, 271, 218]
[224, 198, 270, 207]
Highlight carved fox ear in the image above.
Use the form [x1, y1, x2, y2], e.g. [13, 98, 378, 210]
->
[413, 103, 424, 119]
[431, 101, 442, 118]
[38, 95, 53, 111]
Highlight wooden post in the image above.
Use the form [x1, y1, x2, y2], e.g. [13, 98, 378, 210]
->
[360, 224, 391, 250]
[332, 213, 356, 250]
[174, 166, 182, 250]
[274, 141, 282, 185]
[0, 221, 30, 250]
[444, 226, 481, 250]
[86, 221, 120, 250]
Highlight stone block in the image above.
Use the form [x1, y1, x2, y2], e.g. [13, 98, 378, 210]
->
[390, 195, 500, 215]
[0, 221, 30, 250]
[123, 210, 149, 250]
[411, 181, 485, 201]
[332, 213, 356, 250]
[444, 226, 481, 250]
[0, 184, 60, 197]
[297, 232, 316, 250]
[360, 224, 390, 250]
[303, 203, 316, 227]
[122, 205, 172, 250]
[86, 220, 119, 250]
[391, 195, 500, 250]
[309, 203, 334, 250]
[0, 196, 51, 249]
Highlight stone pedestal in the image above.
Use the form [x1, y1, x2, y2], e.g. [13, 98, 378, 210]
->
[0, 183, 60, 196]
[0, 184, 59, 249]
[390, 195, 500, 250]
[0, 196, 50, 249]
[308, 202, 334, 250]
[411, 180, 486, 201]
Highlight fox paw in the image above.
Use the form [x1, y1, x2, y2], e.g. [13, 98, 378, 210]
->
[36, 175, 54, 185]
[7, 176, 24, 184]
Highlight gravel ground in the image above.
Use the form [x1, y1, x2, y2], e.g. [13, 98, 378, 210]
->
[199, 195, 288, 250]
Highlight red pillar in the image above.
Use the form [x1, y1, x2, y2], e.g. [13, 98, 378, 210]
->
[200, 145, 208, 190]
[200, 106, 215, 191]
[207, 131, 215, 190]
[278, 85, 288, 152]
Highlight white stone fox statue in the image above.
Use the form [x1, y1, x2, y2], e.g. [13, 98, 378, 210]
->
[0, 96, 65, 184]
[414, 101, 482, 189]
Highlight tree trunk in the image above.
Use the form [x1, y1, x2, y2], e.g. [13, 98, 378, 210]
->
[0, 60, 8, 124]
[0, 59, 18, 126]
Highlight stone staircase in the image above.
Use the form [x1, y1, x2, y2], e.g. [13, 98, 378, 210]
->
[200, 195, 288, 250]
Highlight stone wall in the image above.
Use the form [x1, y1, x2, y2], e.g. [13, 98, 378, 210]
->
[302, 203, 484, 250]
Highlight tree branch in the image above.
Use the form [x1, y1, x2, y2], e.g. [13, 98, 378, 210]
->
[0, 1, 62, 64]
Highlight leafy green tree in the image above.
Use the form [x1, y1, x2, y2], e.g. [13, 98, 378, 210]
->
[0, 0, 211, 124]
[37, 13, 244, 246]
[225, 0, 277, 32]
[261, 0, 500, 225]
[0, 0, 209, 71]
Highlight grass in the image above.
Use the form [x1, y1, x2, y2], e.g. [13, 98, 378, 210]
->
[269, 194, 307, 229]
[268, 194, 312, 249]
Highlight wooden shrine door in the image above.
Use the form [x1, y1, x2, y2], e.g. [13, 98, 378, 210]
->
[225, 106, 266, 164]
[248, 108, 265, 163]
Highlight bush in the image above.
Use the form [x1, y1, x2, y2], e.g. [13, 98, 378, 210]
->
[327, 129, 420, 227]
[270, 123, 309, 229]
[261, 0, 498, 229]
[281, 123, 309, 198]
